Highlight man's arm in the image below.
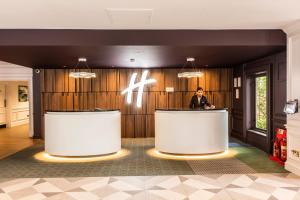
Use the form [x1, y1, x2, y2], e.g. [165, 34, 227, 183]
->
[204, 96, 215, 109]
[204, 96, 211, 107]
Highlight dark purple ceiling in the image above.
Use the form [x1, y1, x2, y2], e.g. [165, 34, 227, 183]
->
[0, 30, 286, 68]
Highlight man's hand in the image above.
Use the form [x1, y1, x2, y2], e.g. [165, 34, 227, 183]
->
[210, 105, 216, 109]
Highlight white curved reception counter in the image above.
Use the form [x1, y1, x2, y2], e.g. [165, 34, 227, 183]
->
[155, 109, 228, 155]
[45, 110, 121, 157]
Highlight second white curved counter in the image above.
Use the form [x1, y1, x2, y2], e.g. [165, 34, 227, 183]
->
[155, 109, 228, 155]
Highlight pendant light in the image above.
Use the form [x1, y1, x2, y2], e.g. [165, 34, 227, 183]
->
[177, 57, 204, 78]
[69, 58, 96, 78]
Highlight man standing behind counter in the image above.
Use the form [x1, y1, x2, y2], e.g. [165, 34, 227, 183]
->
[190, 87, 215, 109]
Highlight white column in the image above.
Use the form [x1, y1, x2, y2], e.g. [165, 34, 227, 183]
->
[283, 20, 300, 175]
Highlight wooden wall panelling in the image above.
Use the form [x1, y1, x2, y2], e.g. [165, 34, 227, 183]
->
[167, 92, 182, 109]
[63, 70, 69, 92]
[204, 69, 212, 91]
[182, 92, 193, 108]
[107, 69, 118, 91]
[82, 77, 92, 92]
[44, 69, 55, 92]
[149, 69, 164, 91]
[135, 92, 147, 115]
[175, 92, 183, 109]
[213, 93, 223, 108]
[67, 69, 76, 92]
[125, 115, 135, 138]
[119, 93, 127, 114]
[121, 115, 126, 137]
[211, 69, 221, 91]
[92, 69, 101, 92]
[100, 69, 108, 91]
[61, 93, 67, 111]
[164, 68, 178, 90]
[187, 75, 198, 91]
[167, 92, 175, 109]
[156, 92, 167, 109]
[223, 68, 232, 91]
[55, 69, 65, 92]
[39, 67, 233, 138]
[198, 68, 206, 90]
[119, 69, 128, 92]
[95, 92, 107, 109]
[41, 93, 48, 113]
[146, 115, 155, 137]
[107, 92, 119, 110]
[146, 92, 156, 114]
[135, 115, 146, 137]
[73, 93, 79, 111]
[65, 93, 74, 111]
[87, 93, 95, 110]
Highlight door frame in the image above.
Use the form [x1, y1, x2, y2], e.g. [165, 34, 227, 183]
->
[0, 63, 33, 137]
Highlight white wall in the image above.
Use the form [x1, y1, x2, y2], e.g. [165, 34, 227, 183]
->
[0, 84, 6, 125]
[283, 20, 300, 175]
[0, 81, 30, 127]
[0, 61, 33, 137]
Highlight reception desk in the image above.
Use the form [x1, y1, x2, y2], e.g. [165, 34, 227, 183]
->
[45, 110, 121, 157]
[155, 109, 228, 155]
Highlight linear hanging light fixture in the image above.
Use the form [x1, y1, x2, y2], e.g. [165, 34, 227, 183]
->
[177, 57, 204, 78]
[69, 58, 96, 78]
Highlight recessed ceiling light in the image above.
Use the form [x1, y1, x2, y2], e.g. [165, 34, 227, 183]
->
[186, 57, 195, 62]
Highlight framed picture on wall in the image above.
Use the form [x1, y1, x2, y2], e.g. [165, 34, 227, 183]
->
[18, 85, 28, 102]
[237, 77, 242, 87]
[234, 78, 238, 87]
[235, 89, 239, 99]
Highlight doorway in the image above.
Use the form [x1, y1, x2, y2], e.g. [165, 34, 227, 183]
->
[0, 62, 34, 158]
[0, 81, 33, 159]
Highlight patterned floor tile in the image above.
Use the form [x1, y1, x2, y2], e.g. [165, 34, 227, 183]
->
[0, 174, 299, 200]
[226, 188, 271, 200]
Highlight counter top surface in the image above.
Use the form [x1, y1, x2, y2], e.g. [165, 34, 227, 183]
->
[155, 108, 227, 112]
[46, 109, 120, 113]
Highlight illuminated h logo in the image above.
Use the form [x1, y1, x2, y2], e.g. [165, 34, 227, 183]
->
[121, 70, 156, 108]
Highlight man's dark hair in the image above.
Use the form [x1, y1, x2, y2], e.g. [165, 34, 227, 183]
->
[197, 87, 204, 92]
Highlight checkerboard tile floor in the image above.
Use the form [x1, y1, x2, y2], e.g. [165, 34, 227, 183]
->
[0, 173, 299, 200]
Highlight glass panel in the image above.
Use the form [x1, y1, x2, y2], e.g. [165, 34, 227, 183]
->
[255, 76, 267, 130]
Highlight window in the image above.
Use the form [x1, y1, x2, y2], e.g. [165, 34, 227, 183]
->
[255, 75, 267, 130]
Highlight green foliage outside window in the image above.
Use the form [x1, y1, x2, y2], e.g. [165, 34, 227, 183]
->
[255, 76, 267, 130]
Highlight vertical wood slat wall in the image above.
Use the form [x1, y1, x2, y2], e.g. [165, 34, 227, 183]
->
[39, 68, 233, 138]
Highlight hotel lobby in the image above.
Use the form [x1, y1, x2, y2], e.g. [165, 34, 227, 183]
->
[1, 1, 300, 199]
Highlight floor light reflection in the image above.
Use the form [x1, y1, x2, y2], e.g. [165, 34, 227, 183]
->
[147, 148, 237, 160]
[34, 149, 130, 163]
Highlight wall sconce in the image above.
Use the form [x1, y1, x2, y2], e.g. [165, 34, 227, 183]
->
[284, 99, 298, 114]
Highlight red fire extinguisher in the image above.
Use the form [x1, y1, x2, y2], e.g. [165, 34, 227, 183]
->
[273, 138, 280, 158]
[280, 137, 287, 161]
